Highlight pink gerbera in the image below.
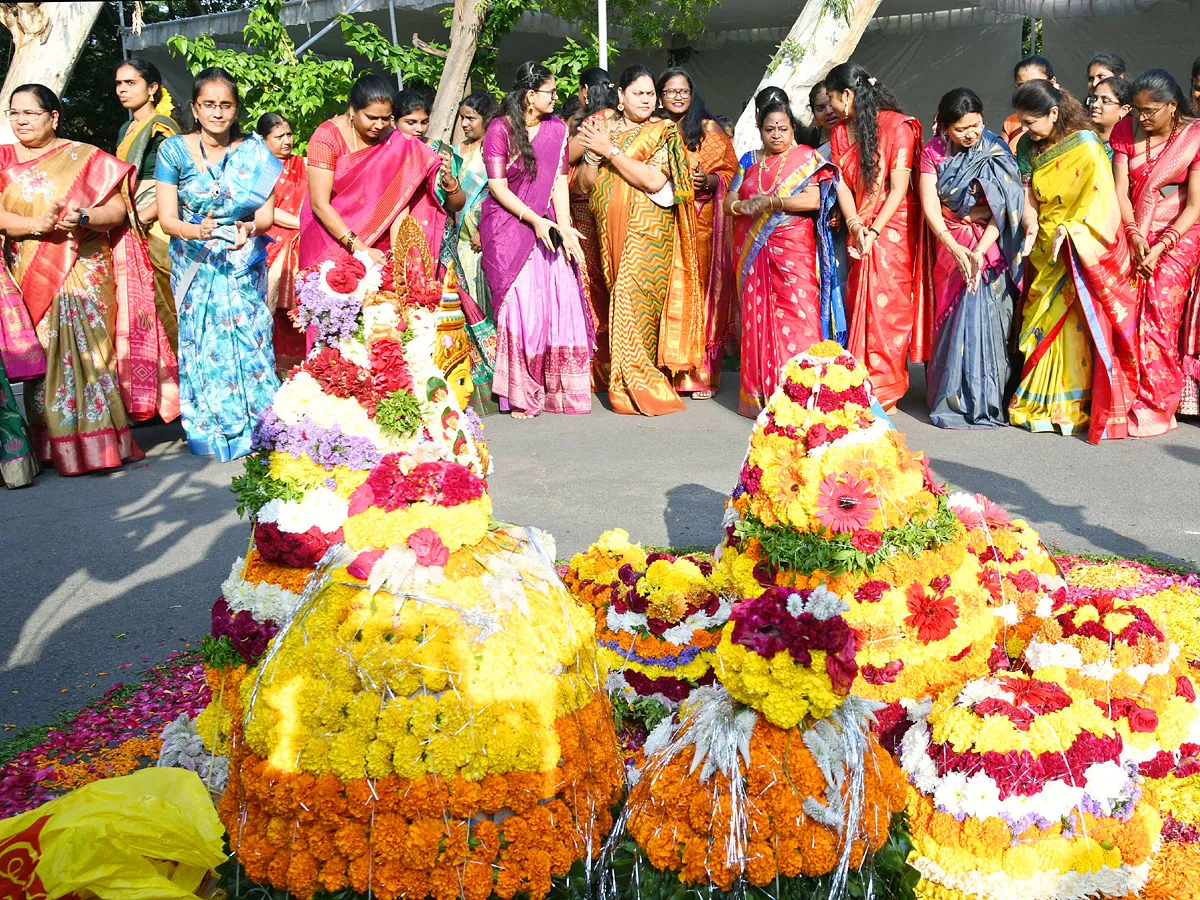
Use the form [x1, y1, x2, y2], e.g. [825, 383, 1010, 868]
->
[815, 473, 879, 533]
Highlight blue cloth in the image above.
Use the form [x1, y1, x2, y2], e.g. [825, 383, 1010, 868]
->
[157, 134, 283, 461]
[924, 130, 1025, 429]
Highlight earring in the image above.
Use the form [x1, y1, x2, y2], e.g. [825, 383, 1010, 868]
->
[618, 102, 625, 112]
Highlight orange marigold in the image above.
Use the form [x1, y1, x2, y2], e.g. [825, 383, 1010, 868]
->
[286, 850, 320, 900]
[319, 854, 349, 892]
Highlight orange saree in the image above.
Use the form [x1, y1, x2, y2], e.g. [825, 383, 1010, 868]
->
[674, 121, 738, 395]
[831, 111, 925, 409]
[590, 119, 704, 416]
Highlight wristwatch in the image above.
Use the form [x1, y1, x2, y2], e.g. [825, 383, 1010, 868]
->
[77, 208, 90, 228]
[609, 146, 623, 160]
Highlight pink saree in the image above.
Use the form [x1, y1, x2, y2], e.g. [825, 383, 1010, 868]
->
[1112, 117, 1200, 435]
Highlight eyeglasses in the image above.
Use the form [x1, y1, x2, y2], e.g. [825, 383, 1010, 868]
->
[1086, 95, 1121, 107]
[662, 89, 692, 99]
[532, 88, 557, 95]
[5, 109, 49, 120]
[1133, 104, 1169, 119]
[196, 101, 236, 113]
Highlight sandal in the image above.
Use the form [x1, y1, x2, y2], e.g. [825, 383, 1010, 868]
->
[691, 390, 714, 400]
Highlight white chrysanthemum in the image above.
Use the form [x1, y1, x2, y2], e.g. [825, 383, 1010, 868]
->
[221, 557, 303, 625]
[1025, 640, 1085, 671]
[946, 491, 983, 513]
[807, 584, 849, 620]
[932, 770, 971, 816]
[261, 486, 348, 535]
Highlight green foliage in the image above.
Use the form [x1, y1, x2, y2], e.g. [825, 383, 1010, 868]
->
[200, 634, 243, 669]
[337, 15, 445, 94]
[612, 693, 672, 735]
[230, 453, 303, 519]
[737, 496, 961, 578]
[543, 37, 602, 105]
[168, 0, 358, 151]
[542, 0, 718, 51]
[606, 813, 919, 900]
[374, 389, 424, 438]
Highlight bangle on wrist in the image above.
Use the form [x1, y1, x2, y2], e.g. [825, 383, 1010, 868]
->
[868, 225, 880, 237]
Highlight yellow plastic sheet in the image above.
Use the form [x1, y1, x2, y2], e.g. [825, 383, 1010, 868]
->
[0, 767, 225, 899]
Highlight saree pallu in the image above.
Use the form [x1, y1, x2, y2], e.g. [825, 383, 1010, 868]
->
[0, 250, 44, 381]
[437, 142, 498, 416]
[0, 142, 159, 474]
[481, 116, 592, 416]
[117, 113, 180, 354]
[924, 131, 1024, 429]
[734, 146, 843, 418]
[1184, 267, 1200, 415]
[590, 119, 703, 416]
[674, 122, 738, 395]
[298, 127, 445, 272]
[264, 153, 307, 372]
[1116, 118, 1200, 436]
[570, 173, 611, 389]
[832, 111, 925, 410]
[0, 355, 37, 487]
[1009, 130, 1135, 444]
[159, 134, 283, 461]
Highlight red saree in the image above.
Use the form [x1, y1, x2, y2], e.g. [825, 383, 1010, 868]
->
[674, 121, 738, 395]
[831, 111, 925, 409]
[1111, 117, 1200, 436]
[265, 153, 307, 370]
[298, 123, 445, 271]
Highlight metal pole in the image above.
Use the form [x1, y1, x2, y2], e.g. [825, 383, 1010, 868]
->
[598, 0, 608, 70]
[388, 0, 403, 89]
[294, 0, 372, 57]
[118, 0, 129, 60]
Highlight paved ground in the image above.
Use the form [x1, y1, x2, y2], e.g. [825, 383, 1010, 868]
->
[2, 364, 1198, 733]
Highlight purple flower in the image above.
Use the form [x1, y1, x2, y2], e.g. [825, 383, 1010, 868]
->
[252, 413, 382, 471]
[294, 271, 362, 345]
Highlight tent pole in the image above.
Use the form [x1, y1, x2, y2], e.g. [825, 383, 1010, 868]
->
[598, 0, 608, 70]
[388, 0, 403, 89]
[118, 1, 129, 60]
[294, 0, 371, 57]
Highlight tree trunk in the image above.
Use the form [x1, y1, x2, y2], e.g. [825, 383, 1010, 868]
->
[427, 0, 487, 144]
[733, 0, 884, 155]
[0, 2, 105, 142]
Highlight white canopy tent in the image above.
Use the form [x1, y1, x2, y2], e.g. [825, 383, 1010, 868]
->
[127, 0, 1199, 143]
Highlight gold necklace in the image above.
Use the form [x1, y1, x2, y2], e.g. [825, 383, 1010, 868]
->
[756, 144, 794, 195]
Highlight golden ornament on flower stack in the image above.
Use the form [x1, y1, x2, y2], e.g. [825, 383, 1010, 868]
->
[714, 341, 998, 732]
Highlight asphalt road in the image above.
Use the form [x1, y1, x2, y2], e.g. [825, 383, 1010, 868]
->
[2, 364, 1198, 732]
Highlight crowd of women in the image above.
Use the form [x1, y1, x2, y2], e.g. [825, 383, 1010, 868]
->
[2, 50, 1199, 488]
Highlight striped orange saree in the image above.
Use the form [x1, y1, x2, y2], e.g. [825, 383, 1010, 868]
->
[590, 119, 703, 416]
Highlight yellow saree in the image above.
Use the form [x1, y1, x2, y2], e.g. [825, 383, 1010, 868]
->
[590, 119, 703, 416]
[1010, 130, 1135, 443]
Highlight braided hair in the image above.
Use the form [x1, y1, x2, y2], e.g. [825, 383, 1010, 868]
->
[825, 62, 905, 189]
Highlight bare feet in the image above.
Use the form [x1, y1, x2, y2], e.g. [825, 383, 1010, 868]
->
[691, 390, 714, 400]
[511, 410, 537, 420]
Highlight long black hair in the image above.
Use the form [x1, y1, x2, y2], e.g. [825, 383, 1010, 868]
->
[935, 87, 984, 132]
[255, 111, 290, 138]
[460, 89, 498, 124]
[502, 61, 553, 176]
[115, 57, 164, 105]
[656, 67, 709, 151]
[825, 62, 905, 189]
[189, 66, 242, 138]
[1131, 68, 1195, 121]
[579, 67, 617, 119]
[1012, 79, 1090, 143]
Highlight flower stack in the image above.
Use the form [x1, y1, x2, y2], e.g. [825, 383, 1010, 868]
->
[216, 518, 624, 900]
[600, 583, 914, 899]
[563, 529, 731, 763]
[1024, 593, 1200, 898]
[714, 341, 997, 725]
[947, 492, 1067, 661]
[901, 671, 1162, 900]
[194, 226, 492, 757]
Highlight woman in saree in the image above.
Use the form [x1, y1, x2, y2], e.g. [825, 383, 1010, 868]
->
[1112, 69, 1200, 436]
[0, 84, 155, 473]
[155, 67, 281, 461]
[569, 68, 618, 388]
[0, 260, 37, 487]
[576, 64, 703, 416]
[300, 76, 454, 278]
[480, 62, 593, 418]
[257, 112, 307, 371]
[1088, 76, 1132, 154]
[918, 88, 1024, 429]
[1010, 79, 1135, 442]
[115, 58, 181, 357]
[658, 67, 738, 399]
[726, 99, 843, 418]
[827, 62, 925, 410]
[437, 92, 499, 415]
